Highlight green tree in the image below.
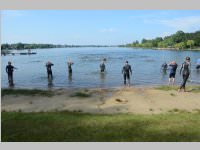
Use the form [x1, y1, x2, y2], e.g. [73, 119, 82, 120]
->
[174, 42, 186, 50]
[186, 40, 195, 49]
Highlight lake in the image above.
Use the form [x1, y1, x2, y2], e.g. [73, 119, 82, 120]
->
[1, 47, 200, 89]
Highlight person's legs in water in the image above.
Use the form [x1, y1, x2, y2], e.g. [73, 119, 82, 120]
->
[169, 73, 175, 85]
[8, 73, 13, 85]
[69, 68, 72, 74]
[50, 71, 53, 79]
[123, 74, 127, 85]
[168, 78, 171, 85]
[168, 73, 172, 85]
[47, 71, 53, 79]
[172, 77, 175, 85]
[127, 73, 130, 86]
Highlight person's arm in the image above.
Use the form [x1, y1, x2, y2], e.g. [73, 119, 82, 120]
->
[180, 63, 184, 75]
[189, 62, 191, 75]
[129, 66, 132, 75]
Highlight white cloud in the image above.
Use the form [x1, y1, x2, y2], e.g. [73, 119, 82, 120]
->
[100, 28, 117, 33]
[160, 16, 200, 31]
[145, 16, 200, 32]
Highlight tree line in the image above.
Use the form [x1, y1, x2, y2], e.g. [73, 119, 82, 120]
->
[1, 43, 112, 50]
[123, 30, 200, 50]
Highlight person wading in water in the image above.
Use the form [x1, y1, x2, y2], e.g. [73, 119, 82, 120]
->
[178, 57, 191, 92]
[100, 59, 106, 73]
[168, 61, 178, 85]
[6, 61, 17, 86]
[122, 61, 132, 86]
[46, 61, 54, 79]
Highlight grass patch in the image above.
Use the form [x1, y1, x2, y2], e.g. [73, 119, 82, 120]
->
[2, 111, 200, 142]
[70, 91, 91, 98]
[187, 86, 200, 93]
[1, 89, 54, 97]
[155, 86, 178, 91]
[155, 85, 200, 93]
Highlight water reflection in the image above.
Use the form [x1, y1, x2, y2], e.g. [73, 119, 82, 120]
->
[68, 73, 73, 83]
[47, 78, 54, 88]
[100, 72, 106, 82]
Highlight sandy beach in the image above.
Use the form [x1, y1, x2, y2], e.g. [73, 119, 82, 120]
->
[2, 87, 200, 114]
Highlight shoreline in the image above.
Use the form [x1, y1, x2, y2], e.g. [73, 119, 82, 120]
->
[2, 85, 200, 115]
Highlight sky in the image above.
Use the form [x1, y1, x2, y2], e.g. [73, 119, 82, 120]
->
[1, 10, 200, 45]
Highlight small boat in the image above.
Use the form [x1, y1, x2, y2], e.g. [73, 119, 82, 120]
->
[20, 52, 37, 55]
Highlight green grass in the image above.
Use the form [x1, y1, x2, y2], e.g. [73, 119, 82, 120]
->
[1, 89, 54, 97]
[2, 111, 200, 142]
[155, 86, 178, 91]
[155, 85, 200, 93]
[70, 91, 91, 98]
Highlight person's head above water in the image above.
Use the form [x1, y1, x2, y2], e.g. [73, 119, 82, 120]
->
[172, 61, 176, 65]
[8, 61, 11, 65]
[47, 61, 52, 65]
[186, 57, 190, 62]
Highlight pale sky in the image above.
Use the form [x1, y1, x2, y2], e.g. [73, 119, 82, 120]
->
[1, 10, 200, 45]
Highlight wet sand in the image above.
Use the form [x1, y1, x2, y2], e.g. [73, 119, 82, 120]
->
[2, 87, 200, 114]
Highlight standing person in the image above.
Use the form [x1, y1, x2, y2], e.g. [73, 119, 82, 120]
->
[122, 61, 132, 86]
[168, 61, 178, 85]
[100, 60, 106, 73]
[161, 62, 168, 70]
[6, 61, 17, 85]
[46, 61, 54, 79]
[196, 58, 200, 69]
[67, 59, 74, 74]
[178, 57, 191, 92]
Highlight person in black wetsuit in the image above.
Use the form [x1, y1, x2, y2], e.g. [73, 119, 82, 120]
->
[46, 61, 54, 79]
[100, 61, 106, 73]
[67, 59, 74, 74]
[168, 61, 178, 85]
[161, 62, 168, 70]
[122, 61, 132, 86]
[196, 58, 200, 69]
[178, 57, 191, 92]
[6, 61, 17, 85]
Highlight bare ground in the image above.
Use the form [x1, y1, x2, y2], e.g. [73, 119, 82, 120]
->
[2, 87, 200, 114]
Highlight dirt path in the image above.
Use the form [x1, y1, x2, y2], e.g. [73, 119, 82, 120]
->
[2, 87, 200, 114]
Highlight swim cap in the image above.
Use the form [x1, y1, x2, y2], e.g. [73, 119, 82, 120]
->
[186, 57, 190, 61]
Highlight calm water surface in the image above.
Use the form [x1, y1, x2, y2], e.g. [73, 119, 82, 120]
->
[1, 47, 200, 89]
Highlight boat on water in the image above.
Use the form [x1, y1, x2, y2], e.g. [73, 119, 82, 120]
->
[19, 52, 37, 55]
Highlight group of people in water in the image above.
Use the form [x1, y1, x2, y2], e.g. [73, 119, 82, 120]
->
[5, 56, 200, 92]
[161, 57, 200, 92]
